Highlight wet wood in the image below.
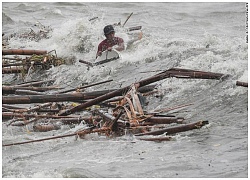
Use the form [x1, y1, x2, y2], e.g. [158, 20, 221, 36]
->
[137, 136, 172, 142]
[134, 120, 209, 136]
[2, 112, 80, 120]
[14, 79, 55, 87]
[3, 85, 62, 94]
[59, 68, 224, 116]
[146, 116, 184, 124]
[2, 49, 47, 55]
[3, 85, 156, 104]
[236, 81, 248, 87]
[15, 89, 46, 95]
[2, 67, 26, 74]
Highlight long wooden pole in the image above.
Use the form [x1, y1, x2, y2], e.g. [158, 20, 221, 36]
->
[2, 49, 47, 55]
[134, 120, 209, 136]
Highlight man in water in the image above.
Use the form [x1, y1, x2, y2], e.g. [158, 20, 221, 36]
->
[96, 25, 125, 58]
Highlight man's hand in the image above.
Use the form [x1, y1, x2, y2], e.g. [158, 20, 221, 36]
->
[107, 47, 112, 51]
[96, 51, 102, 58]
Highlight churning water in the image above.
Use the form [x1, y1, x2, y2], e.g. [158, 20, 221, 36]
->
[2, 2, 248, 178]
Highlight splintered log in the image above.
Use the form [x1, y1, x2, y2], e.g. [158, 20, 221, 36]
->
[134, 120, 209, 136]
[59, 68, 225, 116]
[3, 86, 62, 94]
[236, 81, 248, 87]
[2, 49, 47, 55]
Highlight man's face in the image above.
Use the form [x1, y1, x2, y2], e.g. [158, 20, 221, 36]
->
[106, 32, 115, 40]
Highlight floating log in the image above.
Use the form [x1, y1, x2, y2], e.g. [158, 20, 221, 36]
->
[128, 26, 142, 31]
[2, 67, 26, 74]
[33, 124, 60, 132]
[2, 63, 25, 67]
[3, 85, 156, 104]
[3, 85, 62, 94]
[59, 68, 224, 116]
[14, 79, 55, 87]
[137, 136, 172, 142]
[146, 116, 184, 124]
[15, 89, 46, 95]
[134, 120, 209, 136]
[163, 68, 226, 80]
[2, 49, 47, 55]
[2, 112, 80, 120]
[236, 81, 248, 87]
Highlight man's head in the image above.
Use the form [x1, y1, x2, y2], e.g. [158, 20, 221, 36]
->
[104, 25, 115, 38]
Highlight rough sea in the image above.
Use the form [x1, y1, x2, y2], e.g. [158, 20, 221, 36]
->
[2, 2, 248, 178]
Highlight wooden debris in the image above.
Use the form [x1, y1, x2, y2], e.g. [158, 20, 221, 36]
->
[236, 81, 248, 87]
[3, 67, 229, 146]
[2, 49, 47, 55]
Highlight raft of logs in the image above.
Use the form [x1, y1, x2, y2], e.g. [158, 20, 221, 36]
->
[2, 49, 248, 147]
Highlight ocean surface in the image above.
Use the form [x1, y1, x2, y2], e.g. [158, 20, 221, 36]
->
[2, 2, 248, 178]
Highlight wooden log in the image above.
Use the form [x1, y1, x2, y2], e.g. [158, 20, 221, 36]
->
[163, 68, 226, 80]
[59, 68, 224, 116]
[128, 26, 142, 31]
[15, 79, 55, 87]
[134, 120, 209, 136]
[3, 86, 62, 94]
[3, 85, 156, 104]
[2, 67, 25, 74]
[2, 112, 80, 120]
[2, 49, 47, 55]
[236, 81, 248, 87]
[137, 136, 172, 142]
[2, 63, 25, 67]
[15, 89, 46, 95]
[146, 116, 184, 124]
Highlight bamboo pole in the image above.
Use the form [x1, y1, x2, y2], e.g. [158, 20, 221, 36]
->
[3, 86, 62, 94]
[134, 120, 209, 136]
[3, 85, 156, 104]
[2, 49, 47, 55]
[2, 67, 26, 74]
[2, 112, 80, 120]
[2, 127, 109, 147]
[14, 79, 55, 87]
[137, 136, 172, 142]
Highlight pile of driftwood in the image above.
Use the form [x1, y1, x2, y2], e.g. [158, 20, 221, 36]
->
[2, 49, 248, 146]
[2, 49, 67, 77]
